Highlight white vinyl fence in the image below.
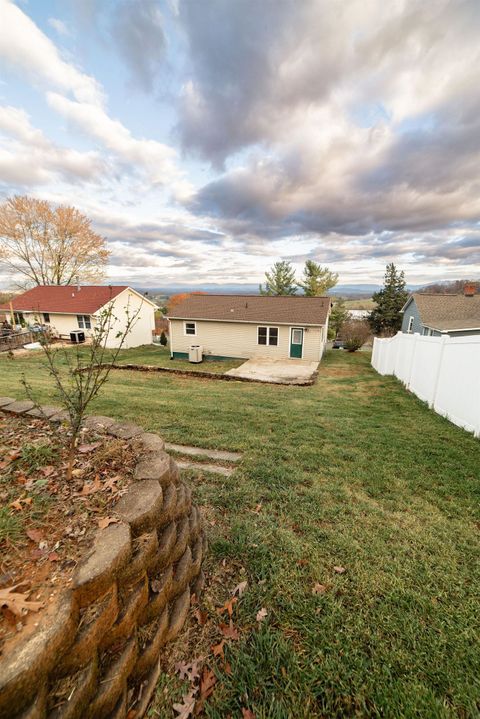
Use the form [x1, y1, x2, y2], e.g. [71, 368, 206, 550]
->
[371, 332, 480, 438]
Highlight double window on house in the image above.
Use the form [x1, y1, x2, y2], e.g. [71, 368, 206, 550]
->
[257, 326, 278, 346]
[77, 315, 91, 329]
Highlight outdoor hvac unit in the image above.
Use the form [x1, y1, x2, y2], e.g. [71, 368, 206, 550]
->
[189, 344, 203, 363]
[70, 330, 86, 344]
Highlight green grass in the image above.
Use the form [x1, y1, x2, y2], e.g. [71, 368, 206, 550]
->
[115, 344, 243, 373]
[1, 349, 479, 717]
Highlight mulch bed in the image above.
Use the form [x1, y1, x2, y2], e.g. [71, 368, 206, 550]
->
[0, 413, 137, 657]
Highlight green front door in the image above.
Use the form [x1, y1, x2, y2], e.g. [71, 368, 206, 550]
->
[290, 327, 303, 358]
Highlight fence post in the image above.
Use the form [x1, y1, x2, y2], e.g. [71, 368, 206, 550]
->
[431, 334, 448, 409]
[406, 333, 419, 389]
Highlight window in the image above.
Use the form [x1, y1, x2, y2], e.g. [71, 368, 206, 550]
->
[184, 321, 196, 336]
[407, 316, 414, 333]
[257, 326, 279, 346]
[14, 312, 24, 325]
[77, 315, 91, 329]
[43, 313, 50, 323]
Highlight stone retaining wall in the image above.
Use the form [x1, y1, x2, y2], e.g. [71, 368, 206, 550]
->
[0, 400, 206, 719]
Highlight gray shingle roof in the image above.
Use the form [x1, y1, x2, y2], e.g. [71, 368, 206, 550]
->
[168, 294, 331, 326]
[408, 293, 480, 331]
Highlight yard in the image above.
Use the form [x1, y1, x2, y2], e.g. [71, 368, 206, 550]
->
[0, 347, 479, 717]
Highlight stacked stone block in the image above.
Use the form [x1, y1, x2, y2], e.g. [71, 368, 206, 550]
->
[0, 401, 206, 719]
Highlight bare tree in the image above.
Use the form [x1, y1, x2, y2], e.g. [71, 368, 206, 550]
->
[22, 297, 141, 481]
[342, 320, 371, 352]
[0, 196, 109, 287]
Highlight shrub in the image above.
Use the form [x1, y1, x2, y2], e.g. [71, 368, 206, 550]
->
[160, 331, 168, 346]
[342, 320, 371, 352]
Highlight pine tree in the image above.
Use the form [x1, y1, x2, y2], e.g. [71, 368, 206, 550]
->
[259, 261, 297, 296]
[298, 260, 338, 296]
[369, 263, 409, 336]
[329, 298, 350, 337]
[160, 331, 168, 346]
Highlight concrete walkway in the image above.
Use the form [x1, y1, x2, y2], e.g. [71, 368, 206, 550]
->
[225, 358, 319, 385]
[165, 442, 242, 463]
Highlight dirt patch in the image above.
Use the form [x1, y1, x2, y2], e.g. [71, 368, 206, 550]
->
[0, 413, 137, 657]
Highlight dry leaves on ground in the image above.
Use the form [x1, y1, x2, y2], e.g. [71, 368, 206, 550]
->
[0, 586, 44, 617]
[219, 620, 240, 640]
[232, 580, 248, 597]
[256, 608, 268, 623]
[334, 566, 346, 574]
[98, 516, 120, 529]
[242, 709, 256, 719]
[173, 689, 196, 719]
[312, 583, 327, 595]
[216, 596, 237, 618]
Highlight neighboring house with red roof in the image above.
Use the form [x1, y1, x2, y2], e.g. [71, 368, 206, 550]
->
[0, 285, 157, 348]
[168, 294, 331, 361]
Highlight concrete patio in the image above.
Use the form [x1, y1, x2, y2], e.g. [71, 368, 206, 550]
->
[225, 357, 319, 385]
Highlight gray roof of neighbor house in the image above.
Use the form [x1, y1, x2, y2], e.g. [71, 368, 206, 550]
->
[404, 293, 480, 331]
[168, 294, 331, 326]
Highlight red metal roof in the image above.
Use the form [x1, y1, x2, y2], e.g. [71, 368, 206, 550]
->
[0, 285, 128, 314]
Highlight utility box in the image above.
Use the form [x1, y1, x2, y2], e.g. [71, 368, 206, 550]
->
[70, 330, 86, 344]
[189, 345, 203, 363]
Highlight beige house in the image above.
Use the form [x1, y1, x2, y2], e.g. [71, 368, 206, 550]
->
[168, 294, 331, 362]
[0, 285, 157, 349]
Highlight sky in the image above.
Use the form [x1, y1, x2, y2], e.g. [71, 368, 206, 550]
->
[0, 0, 479, 291]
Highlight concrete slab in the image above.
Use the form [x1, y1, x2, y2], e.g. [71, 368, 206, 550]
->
[225, 358, 318, 385]
[165, 443, 242, 463]
[175, 460, 234, 477]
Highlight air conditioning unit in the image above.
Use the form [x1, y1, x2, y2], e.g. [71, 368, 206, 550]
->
[189, 345, 203, 363]
[70, 330, 86, 344]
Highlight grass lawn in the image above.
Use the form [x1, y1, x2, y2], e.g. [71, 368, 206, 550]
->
[0, 348, 479, 717]
[115, 344, 244, 374]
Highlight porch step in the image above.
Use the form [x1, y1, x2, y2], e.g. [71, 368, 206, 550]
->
[164, 442, 242, 463]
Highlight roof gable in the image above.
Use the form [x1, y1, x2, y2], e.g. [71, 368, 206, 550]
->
[0, 285, 129, 315]
[168, 294, 331, 326]
[409, 293, 480, 331]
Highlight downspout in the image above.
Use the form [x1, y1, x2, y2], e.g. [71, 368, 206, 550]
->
[168, 318, 173, 359]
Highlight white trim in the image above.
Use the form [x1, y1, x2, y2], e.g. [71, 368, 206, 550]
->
[256, 325, 279, 347]
[289, 327, 304, 359]
[184, 320, 197, 337]
[169, 316, 325, 327]
[97, 287, 158, 311]
[168, 318, 174, 358]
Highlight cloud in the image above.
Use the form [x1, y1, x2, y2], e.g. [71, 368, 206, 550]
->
[0, 105, 103, 186]
[110, 0, 167, 92]
[0, 0, 102, 104]
[48, 17, 70, 37]
[0, 0, 189, 194]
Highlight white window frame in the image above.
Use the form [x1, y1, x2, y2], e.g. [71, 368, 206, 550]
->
[184, 321, 197, 336]
[257, 326, 279, 346]
[77, 315, 91, 330]
[407, 316, 414, 333]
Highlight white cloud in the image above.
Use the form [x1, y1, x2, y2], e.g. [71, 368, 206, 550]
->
[48, 17, 70, 37]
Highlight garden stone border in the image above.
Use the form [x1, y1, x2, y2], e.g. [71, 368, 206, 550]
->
[0, 401, 206, 719]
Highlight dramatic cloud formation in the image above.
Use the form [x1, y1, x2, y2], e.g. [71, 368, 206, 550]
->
[0, 0, 479, 289]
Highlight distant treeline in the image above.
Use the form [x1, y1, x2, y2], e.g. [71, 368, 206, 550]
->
[419, 279, 479, 294]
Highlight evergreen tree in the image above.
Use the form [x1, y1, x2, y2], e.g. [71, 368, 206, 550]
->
[160, 330, 168, 346]
[298, 260, 338, 296]
[369, 263, 409, 336]
[259, 260, 297, 295]
[329, 297, 350, 337]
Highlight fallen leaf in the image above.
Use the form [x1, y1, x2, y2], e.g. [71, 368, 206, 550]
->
[98, 516, 119, 530]
[312, 583, 327, 595]
[41, 466, 55, 477]
[256, 608, 268, 623]
[296, 559, 308, 567]
[26, 528, 44, 543]
[242, 710, 256, 719]
[232, 580, 248, 597]
[48, 552, 60, 562]
[194, 607, 208, 625]
[199, 666, 217, 701]
[253, 503, 262, 514]
[0, 586, 44, 617]
[76, 476, 102, 496]
[173, 689, 196, 719]
[103, 475, 122, 493]
[216, 596, 237, 617]
[175, 660, 201, 683]
[71, 468, 85, 478]
[224, 661, 232, 676]
[211, 639, 225, 660]
[219, 620, 240, 640]
[10, 498, 32, 511]
[334, 566, 346, 574]
[78, 441, 101, 454]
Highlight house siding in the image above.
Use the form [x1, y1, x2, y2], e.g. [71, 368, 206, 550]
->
[401, 299, 424, 334]
[169, 319, 325, 361]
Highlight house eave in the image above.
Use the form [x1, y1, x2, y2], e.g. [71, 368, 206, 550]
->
[168, 316, 325, 327]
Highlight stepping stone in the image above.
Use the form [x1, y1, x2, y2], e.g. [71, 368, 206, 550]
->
[165, 443, 242, 463]
[175, 460, 234, 477]
[2, 400, 35, 414]
[0, 397, 16, 407]
[26, 405, 61, 419]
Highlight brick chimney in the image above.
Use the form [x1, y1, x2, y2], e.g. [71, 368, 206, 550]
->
[463, 283, 477, 297]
